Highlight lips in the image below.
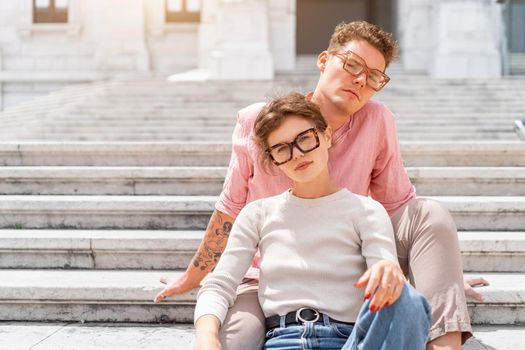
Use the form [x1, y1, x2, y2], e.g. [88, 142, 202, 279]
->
[295, 161, 313, 171]
[343, 89, 360, 100]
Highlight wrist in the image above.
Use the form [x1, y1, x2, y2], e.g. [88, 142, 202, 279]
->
[184, 266, 205, 289]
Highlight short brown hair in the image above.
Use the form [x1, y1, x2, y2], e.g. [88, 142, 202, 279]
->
[328, 21, 399, 68]
[253, 92, 327, 174]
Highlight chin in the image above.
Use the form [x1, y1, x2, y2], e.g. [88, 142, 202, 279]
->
[289, 172, 320, 184]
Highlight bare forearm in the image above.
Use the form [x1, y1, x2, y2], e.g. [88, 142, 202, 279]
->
[195, 314, 222, 350]
[186, 209, 235, 287]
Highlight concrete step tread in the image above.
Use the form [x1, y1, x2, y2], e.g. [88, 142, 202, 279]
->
[1, 141, 523, 166]
[0, 166, 227, 179]
[1, 166, 524, 178]
[0, 229, 523, 252]
[0, 323, 520, 350]
[0, 229, 203, 250]
[1, 194, 524, 205]
[0, 196, 521, 231]
[408, 167, 525, 178]
[0, 270, 522, 305]
[0, 269, 192, 301]
[459, 231, 525, 252]
[0, 322, 194, 350]
[463, 273, 525, 304]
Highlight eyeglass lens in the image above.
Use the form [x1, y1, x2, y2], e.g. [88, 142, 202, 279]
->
[269, 129, 319, 165]
[344, 57, 386, 89]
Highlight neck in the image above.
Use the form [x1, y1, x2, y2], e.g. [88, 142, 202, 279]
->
[311, 90, 350, 131]
[291, 168, 340, 199]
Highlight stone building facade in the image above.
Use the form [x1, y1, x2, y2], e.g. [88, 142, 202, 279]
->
[0, 0, 523, 109]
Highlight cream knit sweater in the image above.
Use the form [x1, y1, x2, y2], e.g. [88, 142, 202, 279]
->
[194, 189, 398, 325]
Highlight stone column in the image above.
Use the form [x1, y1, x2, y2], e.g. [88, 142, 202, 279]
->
[397, 0, 433, 73]
[430, 0, 503, 78]
[198, 0, 219, 73]
[268, 0, 295, 72]
[0, 47, 3, 111]
[199, 0, 274, 80]
[84, 0, 150, 73]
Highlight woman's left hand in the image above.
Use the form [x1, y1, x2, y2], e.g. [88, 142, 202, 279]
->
[354, 260, 406, 312]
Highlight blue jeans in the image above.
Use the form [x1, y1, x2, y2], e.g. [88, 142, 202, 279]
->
[263, 284, 431, 350]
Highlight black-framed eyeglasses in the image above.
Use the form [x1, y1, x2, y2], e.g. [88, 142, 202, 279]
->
[266, 128, 320, 166]
[329, 50, 390, 91]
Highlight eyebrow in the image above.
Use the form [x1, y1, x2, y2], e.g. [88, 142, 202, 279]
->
[269, 129, 312, 146]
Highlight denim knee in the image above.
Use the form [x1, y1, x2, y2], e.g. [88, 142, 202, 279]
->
[396, 283, 432, 327]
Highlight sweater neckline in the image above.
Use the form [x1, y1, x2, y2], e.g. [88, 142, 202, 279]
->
[285, 188, 348, 207]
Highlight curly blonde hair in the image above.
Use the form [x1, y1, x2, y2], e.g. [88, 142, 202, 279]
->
[328, 21, 399, 68]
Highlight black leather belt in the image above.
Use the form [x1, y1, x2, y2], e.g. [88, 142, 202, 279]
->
[265, 308, 355, 330]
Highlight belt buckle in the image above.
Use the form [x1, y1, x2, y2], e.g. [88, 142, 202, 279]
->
[295, 308, 320, 323]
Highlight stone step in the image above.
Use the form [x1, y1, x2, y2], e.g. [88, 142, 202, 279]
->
[0, 322, 195, 350]
[7, 115, 522, 124]
[10, 106, 522, 115]
[410, 167, 525, 196]
[0, 166, 225, 196]
[17, 113, 525, 121]
[0, 143, 232, 167]
[0, 269, 521, 325]
[0, 195, 215, 230]
[4, 132, 518, 142]
[0, 323, 521, 350]
[1, 166, 524, 196]
[0, 230, 523, 272]
[426, 196, 525, 231]
[0, 270, 195, 323]
[0, 229, 200, 270]
[0, 195, 523, 231]
[17, 125, 517, 135]
[1, 142, 524, 166]
[459, 231, 525, 272]
[464, 272, 525, 325]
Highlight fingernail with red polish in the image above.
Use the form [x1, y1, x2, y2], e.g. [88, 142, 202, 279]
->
[370, 305, 376, 312]
[385, 302, 390, 307]
[365, 293, 371, 300]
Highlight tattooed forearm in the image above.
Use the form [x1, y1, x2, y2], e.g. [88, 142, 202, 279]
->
[192, 210, 234, 272]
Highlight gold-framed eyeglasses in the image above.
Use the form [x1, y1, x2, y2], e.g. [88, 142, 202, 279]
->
[266, 128, 320, 166]
[329, 50, 390, 91]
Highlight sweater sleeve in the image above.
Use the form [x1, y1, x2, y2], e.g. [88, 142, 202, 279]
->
[355, 198, 399, 268]
[369, 102, 416, 216]
[194, 200, 262, 325]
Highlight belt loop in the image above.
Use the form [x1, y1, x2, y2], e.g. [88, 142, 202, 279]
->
[322, 313, 330, 326]
[279, 315, 286, 328]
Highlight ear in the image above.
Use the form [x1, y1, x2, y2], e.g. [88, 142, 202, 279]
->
[317, 51, 328, 73]
[323, 126, 333, 148]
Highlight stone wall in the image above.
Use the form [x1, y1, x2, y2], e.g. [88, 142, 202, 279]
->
[398, 0, 504, 78]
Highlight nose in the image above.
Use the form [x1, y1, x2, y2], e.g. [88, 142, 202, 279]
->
[352, 71, 367, 89]
[292, 145, 305, 159]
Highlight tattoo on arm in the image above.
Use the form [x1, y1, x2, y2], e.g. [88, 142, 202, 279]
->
[192, 211, 234, 271]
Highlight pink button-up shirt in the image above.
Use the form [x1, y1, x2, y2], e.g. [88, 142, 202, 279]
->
[215, 99, 415, 279]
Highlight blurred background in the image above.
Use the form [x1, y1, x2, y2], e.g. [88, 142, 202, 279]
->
[0, 0, 523, 109]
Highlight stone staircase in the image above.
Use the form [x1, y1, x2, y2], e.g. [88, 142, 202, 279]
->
[510, 53, 525, 76]
[0, 58, 524, 348]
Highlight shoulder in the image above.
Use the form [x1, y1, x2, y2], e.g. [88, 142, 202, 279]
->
[248, 191, 287, 209]
[237, 102, 267, 128]
[343, 190, 387, 214]
[239, 191, 286, 217]
[236, 192, 286, 224]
